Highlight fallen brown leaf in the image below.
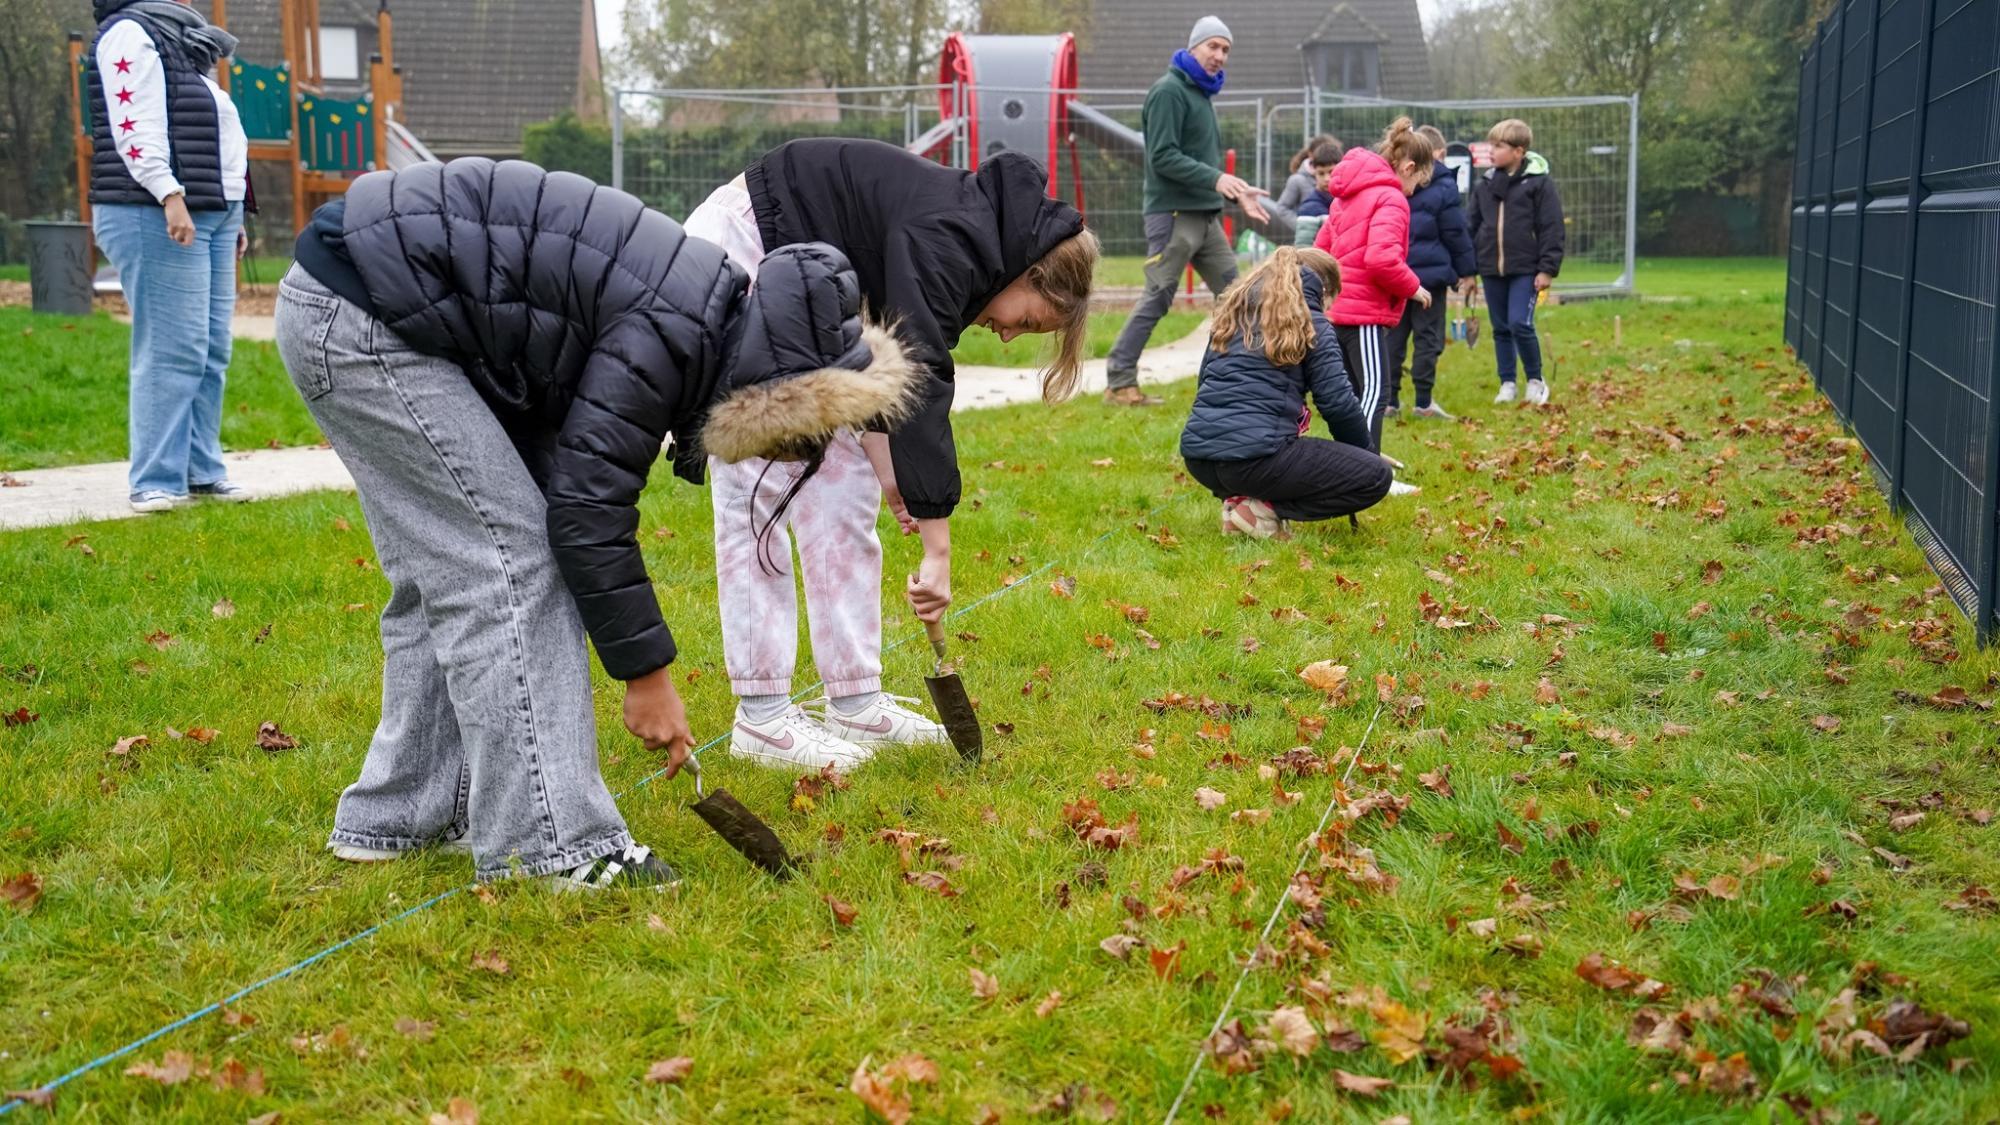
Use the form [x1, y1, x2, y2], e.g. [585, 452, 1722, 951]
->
[395, 1016, 437, 1041]
[904, 871, 960, 897]
[969, 967, 999, 1001]
[1034, 990, 1064, 1018]
[470, 949, 509, 975]
[124, 1051, 196, 1085]
[644, 1057, 694, 1085]
[1333, 1069, 1394, 1098]
[256, 721, 297, 752]
[1, 872, 43, 912]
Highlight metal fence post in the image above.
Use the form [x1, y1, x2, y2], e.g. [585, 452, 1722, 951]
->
[1886, 0, 1936, 512]
[1622, 92, 1639, 290]
[1839, 0, 1881, 425]
[610, 88, 624, 191]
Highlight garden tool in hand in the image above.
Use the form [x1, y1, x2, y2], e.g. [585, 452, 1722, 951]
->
[687, 754, 798, 879]
[921, 618, 983, 765]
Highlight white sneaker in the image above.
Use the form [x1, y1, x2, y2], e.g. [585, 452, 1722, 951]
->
[130, 490, 189, 513]
[816, 693, 950, 747]
[1412, 402, 1455, 420]
[1526, 380, 1550, 406]
[728, 705, 873, 770]
[1386, 479, 1423, 497]
[1493, 382, 1518, 405]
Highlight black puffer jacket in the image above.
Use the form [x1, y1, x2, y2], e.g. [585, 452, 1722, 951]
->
[747, 139, 1085, 519]
[1465, 153, 1565, 278]
[1179, 268, 1373, 462]
[318, 158, 913, 680]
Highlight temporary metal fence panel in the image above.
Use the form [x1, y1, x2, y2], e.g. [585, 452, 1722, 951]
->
[1785, 0, 2000, 641]
[1308, 92, 1640, 295]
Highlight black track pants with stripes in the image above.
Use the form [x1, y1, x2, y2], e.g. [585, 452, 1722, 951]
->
[1334, 322, 1393, 451]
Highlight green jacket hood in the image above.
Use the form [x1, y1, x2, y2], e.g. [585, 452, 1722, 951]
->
[1521, 150, 1550, 177]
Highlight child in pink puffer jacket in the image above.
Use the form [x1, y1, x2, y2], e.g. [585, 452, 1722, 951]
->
[1314, 116, 1434, 454]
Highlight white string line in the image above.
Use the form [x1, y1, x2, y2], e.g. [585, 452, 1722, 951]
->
[1161, 698, 1387, 1125]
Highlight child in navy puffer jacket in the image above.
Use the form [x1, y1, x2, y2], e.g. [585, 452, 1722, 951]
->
[1180, 247, 1392, 539]
[1386, 124, 1475, 419]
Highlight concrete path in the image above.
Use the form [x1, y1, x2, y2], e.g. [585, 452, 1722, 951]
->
[0, 320, 1209, 532]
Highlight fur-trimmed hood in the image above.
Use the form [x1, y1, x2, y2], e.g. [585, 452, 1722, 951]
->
[699, 242, 923, 463]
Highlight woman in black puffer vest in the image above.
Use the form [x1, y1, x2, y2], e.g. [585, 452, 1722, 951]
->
[276, 158, 919, 891]
[88, 0, 254, 511]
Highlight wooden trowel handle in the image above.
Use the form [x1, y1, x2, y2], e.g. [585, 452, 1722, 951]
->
[924, 617, 948, 662]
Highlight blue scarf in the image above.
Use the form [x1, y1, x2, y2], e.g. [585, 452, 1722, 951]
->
[1172, 50, 1225, 97]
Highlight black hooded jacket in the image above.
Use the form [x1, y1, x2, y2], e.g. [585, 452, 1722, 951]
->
[295, 158, 906, 680]
[747, 139, 1085, 519]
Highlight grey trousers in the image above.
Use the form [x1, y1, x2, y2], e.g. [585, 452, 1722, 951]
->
[273, 266, 632, 880]
[1105, 210, 1237, 387]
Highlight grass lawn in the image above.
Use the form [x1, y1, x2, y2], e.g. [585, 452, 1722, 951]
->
[0, 308, 325, 471]
[5, 258, 2000, 1120]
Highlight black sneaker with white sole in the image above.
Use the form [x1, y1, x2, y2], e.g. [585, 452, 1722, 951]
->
[547, 842, 681, 891]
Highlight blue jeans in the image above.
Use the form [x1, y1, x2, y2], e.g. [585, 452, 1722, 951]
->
[1482, 273, 1543, 384]
[92, 201, 243, 496]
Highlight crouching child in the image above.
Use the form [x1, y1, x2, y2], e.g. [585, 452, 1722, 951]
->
[1179, 246, 1393, 539]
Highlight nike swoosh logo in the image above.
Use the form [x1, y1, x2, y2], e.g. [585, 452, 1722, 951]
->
[845, 715, 896, 735]
[737, 723, 794, 751]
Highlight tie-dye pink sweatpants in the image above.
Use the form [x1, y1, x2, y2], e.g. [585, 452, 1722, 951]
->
[686, 177, 886, 699]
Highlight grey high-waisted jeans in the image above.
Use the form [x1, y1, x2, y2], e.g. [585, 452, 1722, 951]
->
[273, 265, 632, 880]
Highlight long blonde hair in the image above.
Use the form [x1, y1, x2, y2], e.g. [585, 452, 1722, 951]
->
[1024, 228, 1100, 403]
[1208, 247, 1341, 367]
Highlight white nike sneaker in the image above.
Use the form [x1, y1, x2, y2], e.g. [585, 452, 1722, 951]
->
[815, 693, 951, 747]
[727, 705, 873, 770]
[1494, 382, 1518, 404]
[1525, 379, 1551, 406]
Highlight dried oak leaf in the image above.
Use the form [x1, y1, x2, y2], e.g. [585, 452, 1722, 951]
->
[256, 722, 298, 752]
[395, 1016, 437, 1041]
[849, 1059, 912, 1125]
[644, 1057, 694, 1085]
[1194, 787, 1228, 811]
[2, 872, 43, 912]
[969, 967, 1000, 1001]
[124, 1051, 197, 1085]
[1333, 1069, 1394, 1097]
[1265, 1006, 1319, 1057]
[903, 871, 960, 897]
[1203, 1019, 1259, 1075]
[824, 895, 859, 927]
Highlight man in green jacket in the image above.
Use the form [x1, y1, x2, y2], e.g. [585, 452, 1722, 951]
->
[1103, 16, 1269, 406]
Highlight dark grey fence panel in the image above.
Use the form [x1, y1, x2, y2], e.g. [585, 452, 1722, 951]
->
[1787, 0, 2000, 641]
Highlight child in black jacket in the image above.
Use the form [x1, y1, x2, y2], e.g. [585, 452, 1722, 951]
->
[1465, 118, 1565, 406]
[1179, 246, 1393, 539]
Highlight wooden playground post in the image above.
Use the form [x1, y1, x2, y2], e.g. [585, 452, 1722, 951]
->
[66, 34, 93, 229]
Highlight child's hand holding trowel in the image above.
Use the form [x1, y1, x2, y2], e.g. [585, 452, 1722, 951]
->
[623, 666, 694, 778]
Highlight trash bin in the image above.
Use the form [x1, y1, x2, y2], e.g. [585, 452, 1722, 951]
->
[24, 221, 95, 317]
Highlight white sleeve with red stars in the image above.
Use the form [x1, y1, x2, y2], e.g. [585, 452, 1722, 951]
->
[96, 19, 183, 204]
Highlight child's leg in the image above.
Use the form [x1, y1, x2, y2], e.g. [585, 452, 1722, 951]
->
[1483, 275, 1518, 384]
[1335, 322, 1391, 451]
[1203, 438, 1394, 522]
[1385, 300, 1417, 411]
[790, 429, 884, 701]
[1410, 285, 1448, 407]
[1508, 276, 1544, 382]
[711, 454, 804, 702]
[275, 270, 629, 880]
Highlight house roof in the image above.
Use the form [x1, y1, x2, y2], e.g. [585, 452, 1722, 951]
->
[200, 0, 594, 156]
[1073, 0, 1432, 98]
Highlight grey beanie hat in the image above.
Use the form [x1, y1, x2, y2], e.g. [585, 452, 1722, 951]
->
[1188, 15, 1232, 49]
